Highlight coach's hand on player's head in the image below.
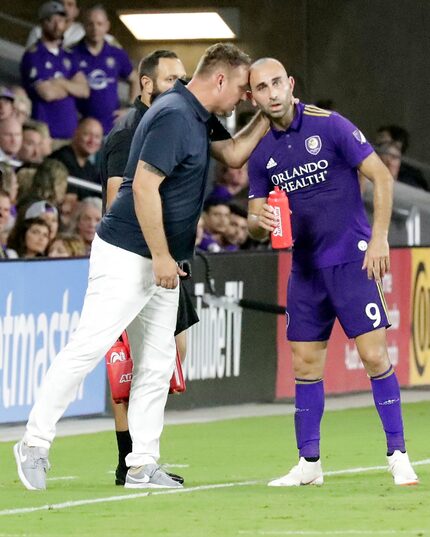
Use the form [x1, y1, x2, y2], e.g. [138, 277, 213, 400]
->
[152, 254, 186, 289]
[362, 236, 390, 282]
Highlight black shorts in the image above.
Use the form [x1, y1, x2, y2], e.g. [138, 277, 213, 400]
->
[175, 281, 199, 335]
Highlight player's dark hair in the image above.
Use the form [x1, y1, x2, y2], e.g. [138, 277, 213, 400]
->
[84, 4, 108, 20]
[203, 197, 230, 212]
[195, 43, 251, 77]
[377, 125, 409, 154]
[138, 50, 179, 87]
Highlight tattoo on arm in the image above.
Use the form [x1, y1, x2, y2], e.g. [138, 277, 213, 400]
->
[142, 162, 165, 177]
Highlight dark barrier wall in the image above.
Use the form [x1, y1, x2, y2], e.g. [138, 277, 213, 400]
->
[167, 252, 280, 410]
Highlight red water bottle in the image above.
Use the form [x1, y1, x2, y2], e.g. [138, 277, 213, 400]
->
[267, 186, 293, 249]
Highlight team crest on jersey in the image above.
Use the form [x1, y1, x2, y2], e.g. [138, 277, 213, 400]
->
[45, 61, 52, 69]
[63, 58, 72, 70]
[353, 129, 367, 144]
[305, 135, 322, 155]
[79, 60, 88, 68]
[106, 57, 116, 68]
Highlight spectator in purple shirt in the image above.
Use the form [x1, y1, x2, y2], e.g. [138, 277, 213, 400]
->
[20, 0, 89, 141]
[248, 58, 417, 488]
[200, 198, 231, 252]
[72, 5, 139, 135]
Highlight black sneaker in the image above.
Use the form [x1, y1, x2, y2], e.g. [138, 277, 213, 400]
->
[115, 463, 184, 486]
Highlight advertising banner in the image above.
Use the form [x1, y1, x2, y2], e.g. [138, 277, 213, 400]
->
[0, 259, 106, 424]
[168, 252, 279, 410]
[410, 248, 430, 386]
[276, 249, 412, 398]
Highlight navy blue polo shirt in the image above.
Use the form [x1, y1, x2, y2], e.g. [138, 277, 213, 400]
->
[97, 80, 212, 261]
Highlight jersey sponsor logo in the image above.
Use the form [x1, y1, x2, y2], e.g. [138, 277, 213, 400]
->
[270, 159, 329, 193]
[87, 68, 116, 90]
[353, 129, 367, 144]
[305, 135, 322, 155]
[266, 157, 277, 169]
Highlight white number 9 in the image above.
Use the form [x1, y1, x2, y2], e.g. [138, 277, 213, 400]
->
[365, 302, 381, 328]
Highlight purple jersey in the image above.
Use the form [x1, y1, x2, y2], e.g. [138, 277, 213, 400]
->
[72, 39, 133, 134]
[248, 103, 374, 270]
[20, 41, 80, 139]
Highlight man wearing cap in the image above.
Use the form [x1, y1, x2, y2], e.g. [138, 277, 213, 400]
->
[26, 0, 85, 49]
[0, 88, 15, 121]
[20, 0, 89, 141]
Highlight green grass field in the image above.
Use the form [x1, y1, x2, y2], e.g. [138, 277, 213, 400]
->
[0, 402, 429, 537]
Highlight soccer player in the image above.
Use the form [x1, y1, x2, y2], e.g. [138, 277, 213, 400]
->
[247, 58, 418, 487]
[14, 43, 269, 491]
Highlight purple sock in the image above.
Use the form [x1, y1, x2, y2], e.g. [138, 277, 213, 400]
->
[294, 379, 324, 459]
[370, 365, 405, 454]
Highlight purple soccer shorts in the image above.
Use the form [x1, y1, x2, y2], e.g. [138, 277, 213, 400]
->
[286, 260, 390, 341]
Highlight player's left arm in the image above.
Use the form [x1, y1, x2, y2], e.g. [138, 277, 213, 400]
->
[210, 110, 270, 168]
[358, 152, 394, 282]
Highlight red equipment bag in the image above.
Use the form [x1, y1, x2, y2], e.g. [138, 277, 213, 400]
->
[105, 332, 186, 403]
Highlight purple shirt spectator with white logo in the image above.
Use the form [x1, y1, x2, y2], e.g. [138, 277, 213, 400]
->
[72, 39, 133, 134]
[20, 42, 80, 139]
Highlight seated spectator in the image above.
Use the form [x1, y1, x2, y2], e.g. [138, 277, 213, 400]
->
[376, 142, 402, 181]
[17, 122, 44, 164]
[16, 164, 38, 202]
[73, 5, 139, 135]
[375, 125, 428, 191]
[17, 158, 68, 210]
[209, 161, 249, 206]
[20, 0, 89, 142]
[48, 232, 86, 257]
[51, 117, 103, 186]
[0, 189, 17, 258]
[73, 196, 102, 253]
[223, 204, 249, 250]
[26, 0, 85, 48]
[200, 199, 231, 253]
[59, 193, 80, 231]
[7, 216, 50, 258]
[13, 93, 32, 125]
[0, 117, 23, 163]
[0, 163, 19, 219]
[0, 87, 16, 121]
[24, 200, 59, 241]
[32, 120, 53, 158]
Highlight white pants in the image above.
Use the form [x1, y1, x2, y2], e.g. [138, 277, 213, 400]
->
[24, 234, 179, 466]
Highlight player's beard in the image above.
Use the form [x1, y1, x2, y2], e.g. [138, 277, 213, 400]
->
[150, 81, 161, 104]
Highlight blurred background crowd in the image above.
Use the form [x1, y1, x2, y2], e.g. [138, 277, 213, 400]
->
[0, 0, 428, 260]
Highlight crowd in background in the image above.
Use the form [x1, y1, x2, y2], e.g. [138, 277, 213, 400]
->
[0, 0, 428, 260]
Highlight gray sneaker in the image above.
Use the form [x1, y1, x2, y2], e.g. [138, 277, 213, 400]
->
[124, 464, 183, 489]
[14, 441, 50, 490]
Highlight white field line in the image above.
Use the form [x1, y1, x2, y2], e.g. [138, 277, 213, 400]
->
[1, 458, 429, 517]
[238, 531, 428, 536]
